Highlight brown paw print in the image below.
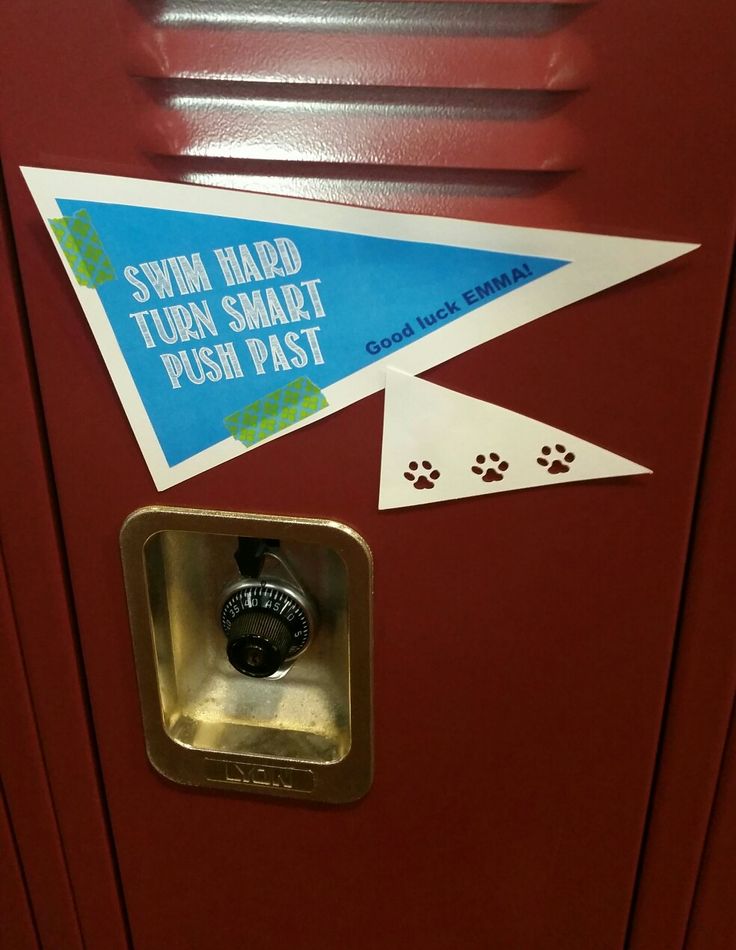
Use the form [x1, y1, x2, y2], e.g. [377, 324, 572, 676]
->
[471, 452, 509, 483]
[404, 460, 441, 490]
[537, 443, 576, 475]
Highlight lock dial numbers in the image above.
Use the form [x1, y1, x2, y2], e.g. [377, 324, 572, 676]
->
[221, 582, 311, 658]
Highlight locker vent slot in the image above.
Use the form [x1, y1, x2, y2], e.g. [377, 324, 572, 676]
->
[142, 0, 580, 37]
[126, 0, 592, 204]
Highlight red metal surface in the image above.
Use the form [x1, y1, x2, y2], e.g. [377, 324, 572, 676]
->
[0, 789, 38, 950]
[0, 548, 81, 948]
[140, 98, 583, 170]
[685, 703, 736, 950]
[0, 181, 129, 944]
[628, 270, 736, 948]
[125, 28, 593, 90]
[0, 1, 734, 948]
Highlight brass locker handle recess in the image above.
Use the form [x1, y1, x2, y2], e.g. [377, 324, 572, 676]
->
[120, 506, 373, 804]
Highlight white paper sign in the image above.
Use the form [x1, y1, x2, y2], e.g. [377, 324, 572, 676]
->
[379, 369, 651, 509]
[22, 166, 695, 489]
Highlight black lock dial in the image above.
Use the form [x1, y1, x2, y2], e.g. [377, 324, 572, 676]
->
[220, 582, 311, 678]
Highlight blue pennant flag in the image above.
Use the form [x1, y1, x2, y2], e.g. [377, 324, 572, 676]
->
[25, 169, 694, 489]
[53, 198, 568, 468]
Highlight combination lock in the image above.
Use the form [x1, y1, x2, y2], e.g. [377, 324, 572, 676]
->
[220, 539, 315, 678]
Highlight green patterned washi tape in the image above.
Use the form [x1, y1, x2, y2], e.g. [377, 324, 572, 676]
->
[224, 377, 328, 447]
[48, 208, 115, 289]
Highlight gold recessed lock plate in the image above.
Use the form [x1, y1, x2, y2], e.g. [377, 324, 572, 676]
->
[120, 507, 373, 804]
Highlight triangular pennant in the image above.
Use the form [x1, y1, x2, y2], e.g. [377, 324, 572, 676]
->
[22, 167, 695, 489]
[378, 369, 651, 509]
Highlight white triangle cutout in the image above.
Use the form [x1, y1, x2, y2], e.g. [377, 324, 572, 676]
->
[379, 369, 651, 509]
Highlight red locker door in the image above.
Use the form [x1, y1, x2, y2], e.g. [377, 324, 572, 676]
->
[0, 180, 127, 946]
[0, 793, 38, 950]
[686, 707, 736, 950]
[0, 545, 81, 949]
[1, 2, 734, 948]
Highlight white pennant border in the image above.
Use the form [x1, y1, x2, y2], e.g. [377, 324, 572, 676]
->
[22, 166, 696, 489]
[379, 369, 652, 510]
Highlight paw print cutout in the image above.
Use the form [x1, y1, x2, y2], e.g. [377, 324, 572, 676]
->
[471, 452, 509, 483]
[404, 460, 441, 490]
[537, 443, 576, 475]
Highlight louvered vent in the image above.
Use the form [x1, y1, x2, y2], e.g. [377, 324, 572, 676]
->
[126, 0, 592, 208]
